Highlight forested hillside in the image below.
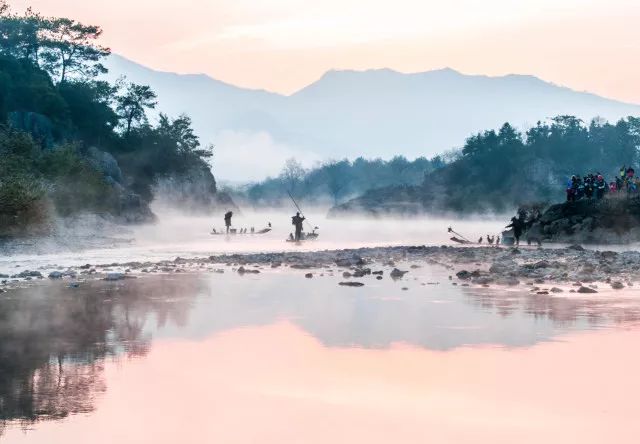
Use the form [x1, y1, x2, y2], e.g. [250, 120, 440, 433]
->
[330, 116, 640, 215]
[0, 2, 222, 237]
[237, 155, 446, 206]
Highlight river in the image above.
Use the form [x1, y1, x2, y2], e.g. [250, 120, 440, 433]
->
[1, 211, 639, 443]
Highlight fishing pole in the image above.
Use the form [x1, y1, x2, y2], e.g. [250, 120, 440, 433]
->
[287, 191, 315, 230]
[447, 226, 471, 243]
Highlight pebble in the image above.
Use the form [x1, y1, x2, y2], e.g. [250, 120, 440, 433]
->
[339, 282, 364, 287]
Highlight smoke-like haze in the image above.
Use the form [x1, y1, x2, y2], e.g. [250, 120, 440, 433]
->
[211, 130, 320, 182]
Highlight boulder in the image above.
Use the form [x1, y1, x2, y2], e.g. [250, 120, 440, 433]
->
[456, 270, 472, 280]
[48, 271, 63, 279]
[577, 286, 598, 294]
[390, 268, 408, 278]
[104, 272, 125, 281]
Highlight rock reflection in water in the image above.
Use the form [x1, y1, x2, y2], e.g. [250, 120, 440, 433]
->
[464, 287, 640, 327]
[0, 278, 200, 434]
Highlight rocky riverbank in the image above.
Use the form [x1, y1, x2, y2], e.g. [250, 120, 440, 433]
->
[2, 244, 639, 294]
[524, 196, 640, 244]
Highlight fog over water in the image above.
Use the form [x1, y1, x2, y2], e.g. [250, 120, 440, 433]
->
[0, 207, 508, 274]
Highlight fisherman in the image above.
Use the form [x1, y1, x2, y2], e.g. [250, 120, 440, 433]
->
[506, 216, 525, 246]
[292, 212, 305, 241]
[224, 211, 233, 234]
[478, 236, 483, 244]
[487, 235, 494, 245]
[496, 236, 501, 246]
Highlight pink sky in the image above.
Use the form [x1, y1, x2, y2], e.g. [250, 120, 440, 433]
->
[9, 0, 640, 103]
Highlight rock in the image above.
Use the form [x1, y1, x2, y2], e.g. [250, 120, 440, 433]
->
[335, 257, 364, 268]
[390, 268, 408, 278]
[533, 260, 551, 269]
[0, 274, 9, 278]
[611, 281, 625, 290]
[305, 273, 313, 279]
[550, 287, 564, 293]
[376, 276, 383, 280]
[68, 282, 80, 288]
[237, 266, 260, 275]
[489, 259, 518, 274]
[577, 286, 598, 294]
[339, 282, 364, 287]
[568, 244, 585, 251]
[342, 271, 352, 278]
[472, 277, 494, 285]
[48, 271, 64, 279]
[14, 270, 43, 279]
[600, 251, 618, 260]
[496, 277, 520, 286]
[104, 272, 125, 281]
[372, 271, 384, 275]
[456, 270, 472, 280]
[352, 268, 371, 278]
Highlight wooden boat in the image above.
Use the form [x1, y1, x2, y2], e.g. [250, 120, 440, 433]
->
[286, 231, 319, 242]
[450, 236, 472, 245]
[210, 228, 272, 236]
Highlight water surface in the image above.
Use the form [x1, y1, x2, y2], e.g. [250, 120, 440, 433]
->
[2, 267, 640, 443]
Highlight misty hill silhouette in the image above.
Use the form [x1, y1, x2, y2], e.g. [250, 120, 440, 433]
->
[106, 55, 640, 179]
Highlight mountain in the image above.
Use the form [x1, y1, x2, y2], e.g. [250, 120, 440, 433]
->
[105, 55, 640, 181]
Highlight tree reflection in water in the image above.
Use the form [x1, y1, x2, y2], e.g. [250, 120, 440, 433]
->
[0, 277, 201, 434]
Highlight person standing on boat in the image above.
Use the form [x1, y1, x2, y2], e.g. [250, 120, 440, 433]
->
[224, 211, 233, 234]
[292, 212, 305, 241]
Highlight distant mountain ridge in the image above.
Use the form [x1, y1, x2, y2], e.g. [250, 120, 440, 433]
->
[104, 55, 640, 181]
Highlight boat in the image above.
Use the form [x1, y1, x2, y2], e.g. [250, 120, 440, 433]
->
[286, 230, 319, 242]
[210, 228, 272, 236]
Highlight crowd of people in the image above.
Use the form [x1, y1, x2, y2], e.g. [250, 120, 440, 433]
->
[566, 166, 638, 202]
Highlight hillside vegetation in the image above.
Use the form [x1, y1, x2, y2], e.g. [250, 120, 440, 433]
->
[0, 1, 221, 237]
[331, 116, 640, 215]
[238, 156, 446, 206]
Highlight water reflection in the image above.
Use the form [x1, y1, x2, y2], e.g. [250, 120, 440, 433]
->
[0, 278, 200, 434]
[464, 287, 640, 327]
[4, 322, 640, 444]
[2, 270, 640, 436]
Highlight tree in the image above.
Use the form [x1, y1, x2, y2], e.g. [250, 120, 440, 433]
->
[280, 158, 306, 195]
[40, 17, 110, 83]
[0, 7, 47, 63]
[323, 159, 350, 204]
[115, 81, 157, 137]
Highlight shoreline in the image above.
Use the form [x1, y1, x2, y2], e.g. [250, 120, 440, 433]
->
[2, 244, 639, 295]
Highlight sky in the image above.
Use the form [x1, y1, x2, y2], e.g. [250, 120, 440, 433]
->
[8, 0, 640, 103]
